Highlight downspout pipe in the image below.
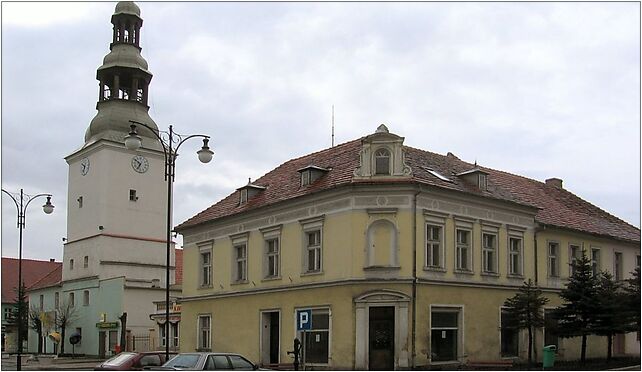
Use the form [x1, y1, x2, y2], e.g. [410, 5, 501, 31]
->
[411, 189, 420, 369]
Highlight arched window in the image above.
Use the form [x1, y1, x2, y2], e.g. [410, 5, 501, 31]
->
[374, 148, 391, 175]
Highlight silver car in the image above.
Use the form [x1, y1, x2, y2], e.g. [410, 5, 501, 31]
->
[159, 352, 260, 370]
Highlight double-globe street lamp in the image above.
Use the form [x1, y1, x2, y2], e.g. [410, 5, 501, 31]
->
[125, 120, 213, 360]
[2, 189, 54, 370]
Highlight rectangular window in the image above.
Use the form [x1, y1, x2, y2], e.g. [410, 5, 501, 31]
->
[544, 309, 559, 349]
[591, 248, 600, 276]
[234, 244, 247, 282]
[70, 259, 74, 270]
[54, 292, 59, 309]
[198, 315, 211, 350]
[200, 250, 212, 287]
[83, 290, 90, 306]
[171, 322, 179, 348]
[78, 196, 83, 208]
[265, 238, 280, 278]
[69, 292, 75, 307]
[160, 324, 167, 347]
[109, 330, 118, 352]
[431, 308, 460, 362]
[509, 237, 523, 276]
[500, 309, 519, 357]
[614, 252, 623, 281]
[298, 308, 329, 364]
[39, 295, 44, 311]
[548, 242, 559, 277]
[129, 189, 137, 201]
[426, 225, 443, 268]
[239, 189, 248, 204]
[301, 170, 311, 186]
[75, 327, 82, 345]
[306, 230, 322, 272]
[83, 256, 88, 268]
[482, 233, 497, 273]
[569, 244, 581, 276]
[455, 229, 471, 271]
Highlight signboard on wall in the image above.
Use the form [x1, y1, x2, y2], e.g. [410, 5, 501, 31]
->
[296, 309, 312, 331]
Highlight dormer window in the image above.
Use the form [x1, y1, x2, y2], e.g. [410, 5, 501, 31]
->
[456, 168, 489, 191]
[298, 166, 329, 187]
[374, 148, 391, 175]
[237, 179, 266, 205]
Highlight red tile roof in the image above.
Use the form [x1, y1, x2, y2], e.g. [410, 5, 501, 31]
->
[177, 138, 640, 244]
[28, 265, 62, 291]
[175, 248, 183, 285]
[1, 258, 62, 303]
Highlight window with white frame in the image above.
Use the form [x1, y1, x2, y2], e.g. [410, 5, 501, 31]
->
[426, 225, 443, 268]
[69, 292, 75, 307]
[199, 244, 213, 287]
[431, 307, 460, 362]
[500, 309, 518, 357]
[171, 322, 179, 348]
[509, 236, 523, 276]
[83, 290, 90, 306]
[374, 148, 391, 175]
[83, 256, 89, 268]
[547, 242, 559, 277]
[197, 314, 211, 350]
[591, 248, 600, 276]
[455, 228, 471, 271]
[614, 252, 623, 281]
[482, 232, 497, 273]
[569, 244, 581, 276]
[297, 308, 330, 364]
[160, 324, 167, 347]
[234, 244, 247, 282]
[300, 216, 324, 274]
[265, 238, 280, 278]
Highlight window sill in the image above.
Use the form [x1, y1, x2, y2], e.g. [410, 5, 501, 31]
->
[454, 269, 474, 275]
[262, 276, 281, 282]
[364, 265, 401, 271]
[230, 280, 248, 286]
[507, 274, 524, 279]
[198, 284, 213, 289]
[481, 272, 500, 278]
[423, 266, 446, 273]
[196, 348, 212, 352]
[301, 271, 324, 277]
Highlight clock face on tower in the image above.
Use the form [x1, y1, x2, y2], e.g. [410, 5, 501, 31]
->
[131, 155, 149, 173]
[80, 157, 90, 176]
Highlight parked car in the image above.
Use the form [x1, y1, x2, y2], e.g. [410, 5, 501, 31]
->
[95, 351, 177, 370]
[156, 352, 261, 370]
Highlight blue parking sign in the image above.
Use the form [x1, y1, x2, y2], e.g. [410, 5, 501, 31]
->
[296, 309, 312, 331]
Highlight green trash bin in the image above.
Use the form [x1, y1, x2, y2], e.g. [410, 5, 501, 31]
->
[542, 345, 557, 368]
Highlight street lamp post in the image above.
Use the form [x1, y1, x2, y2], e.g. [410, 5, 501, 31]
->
[125, 120, 213, 360]
[1, 189, 54, 371]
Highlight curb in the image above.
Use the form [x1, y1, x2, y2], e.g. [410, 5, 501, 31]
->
[608, 366, 642, 371]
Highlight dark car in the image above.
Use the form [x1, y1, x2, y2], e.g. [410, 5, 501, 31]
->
[157, 352, 261, 370]
[95, 351, 176, 370]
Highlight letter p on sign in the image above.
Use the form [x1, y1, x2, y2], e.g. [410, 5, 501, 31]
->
[297, 309, 312, 331]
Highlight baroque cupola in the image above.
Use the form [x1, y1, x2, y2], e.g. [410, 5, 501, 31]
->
[84, 1, 160, 150]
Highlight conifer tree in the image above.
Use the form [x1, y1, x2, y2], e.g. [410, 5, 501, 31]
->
[555, 250, 598, 364]
[593, 271, 627, 362]
[623, 267, 641, 335]
[503, 279, 549, 366]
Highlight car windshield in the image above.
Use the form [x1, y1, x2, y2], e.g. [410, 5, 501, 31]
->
[103, 352, 137, 366]
[164, 354, 201, 369]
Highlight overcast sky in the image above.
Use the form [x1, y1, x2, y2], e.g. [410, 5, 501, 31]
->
[1, 1, 639, 261]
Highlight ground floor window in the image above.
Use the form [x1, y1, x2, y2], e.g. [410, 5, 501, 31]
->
[171, 322, 179, 348]
[198, 315, 211, 350]
[500, 310, 518, 357]
[108, 330, 118, 353]
[431, 308, 460, 362]
[544, 309, 559, 349]
[298, 309, 329, 364]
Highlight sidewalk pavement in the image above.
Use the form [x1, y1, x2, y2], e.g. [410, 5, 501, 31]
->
[1, 354, 105, 371]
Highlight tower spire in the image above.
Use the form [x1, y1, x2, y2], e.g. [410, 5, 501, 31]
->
[84, 1, 160, 150]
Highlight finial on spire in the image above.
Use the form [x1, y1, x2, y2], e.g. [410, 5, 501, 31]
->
[376, 124, 389, 134]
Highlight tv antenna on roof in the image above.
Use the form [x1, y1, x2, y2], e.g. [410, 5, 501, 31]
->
[331, 105, 335, 147]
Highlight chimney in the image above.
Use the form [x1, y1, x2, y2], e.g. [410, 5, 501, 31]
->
[49, 258, 55, 262]
[545, 178, 563, 189]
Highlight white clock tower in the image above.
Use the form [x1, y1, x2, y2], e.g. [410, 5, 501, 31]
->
[59, 2, 177, 356]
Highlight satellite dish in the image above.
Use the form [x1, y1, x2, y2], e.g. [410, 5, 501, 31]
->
[48, 332, 61, 344]
[70, 332, 82, 345]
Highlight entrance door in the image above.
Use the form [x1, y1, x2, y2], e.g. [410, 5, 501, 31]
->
[98, 331, 106, 358]
[614, 334, 625, 355]
[368, 306, 395, 370]
[260, 311, 280, 365]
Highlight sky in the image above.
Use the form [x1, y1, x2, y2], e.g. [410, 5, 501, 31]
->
[1, 1, 640, 261]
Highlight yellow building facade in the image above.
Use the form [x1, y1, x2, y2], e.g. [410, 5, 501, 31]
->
[176, 126, 640, 369]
